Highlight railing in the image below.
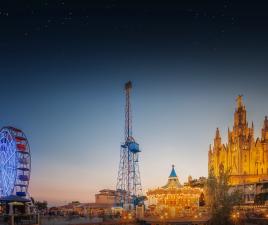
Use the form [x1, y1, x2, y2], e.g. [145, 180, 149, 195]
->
[14, 214, 39, 225]
[40, 216, 103, 225]
[0, 214, 39, 225]
[0, 215, 11, 225]
[244, 217, 268, 225]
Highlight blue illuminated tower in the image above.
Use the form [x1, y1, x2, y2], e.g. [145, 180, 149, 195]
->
[116, 81, 142, 209]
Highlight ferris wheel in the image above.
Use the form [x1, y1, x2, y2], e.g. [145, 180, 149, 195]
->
[0, 127, 31, 198]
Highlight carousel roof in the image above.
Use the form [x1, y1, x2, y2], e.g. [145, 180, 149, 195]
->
[169, 164, 177, 178]
[162, 165, 182, 189]
[0, 195, 31, 203]
[147, 165, 203, 197]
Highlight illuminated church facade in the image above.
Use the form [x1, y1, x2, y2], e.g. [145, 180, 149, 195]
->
[208, 96, 268, 185]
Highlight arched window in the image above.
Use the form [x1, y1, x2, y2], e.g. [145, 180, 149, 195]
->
[219, 163, 224, 174]
[199, 193, 205, 207]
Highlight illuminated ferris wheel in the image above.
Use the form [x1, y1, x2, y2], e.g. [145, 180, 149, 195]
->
[0, 127, 31, 198]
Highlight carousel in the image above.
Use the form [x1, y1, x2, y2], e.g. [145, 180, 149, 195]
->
[146, 165, 204, 218]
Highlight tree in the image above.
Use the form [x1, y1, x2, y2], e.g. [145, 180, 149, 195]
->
[30, 197, 35, 204]
[207, 170, 242, 225]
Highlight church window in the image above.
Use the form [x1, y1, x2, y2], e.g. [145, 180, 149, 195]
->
[219, 163, 224, 174]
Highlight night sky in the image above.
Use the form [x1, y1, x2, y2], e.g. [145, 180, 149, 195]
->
[1, 1, 268, 205]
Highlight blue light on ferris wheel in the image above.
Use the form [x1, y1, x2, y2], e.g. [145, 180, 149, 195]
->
[0, 127, 31, 198]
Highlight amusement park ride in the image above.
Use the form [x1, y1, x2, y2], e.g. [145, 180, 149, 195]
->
[0, 126, 31, 199]
[116, 81, 143, 210]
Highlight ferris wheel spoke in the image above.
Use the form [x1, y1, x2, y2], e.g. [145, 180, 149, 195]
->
[0, 172, 3, 190]
[4, 168, 16, 183]
[4, 166, 16, 170]
[2, 170, 9, 193]
[2, 169, 10, 185]
[0, 151, 5, 162]
[2, 166, 15, 189]
[4, 163, 16, 172]
[3, 151, 16, 167]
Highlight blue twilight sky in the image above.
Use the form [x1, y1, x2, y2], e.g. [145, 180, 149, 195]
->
[1, 57, 268, 205]
[1, 1, 268, 205]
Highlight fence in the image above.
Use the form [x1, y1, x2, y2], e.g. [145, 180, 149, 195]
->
[0, 214, 39, 225]
[40, 216, 103, 225]
[0, 215, 9, 225]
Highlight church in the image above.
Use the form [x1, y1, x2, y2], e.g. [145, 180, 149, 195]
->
[208, 96, 268, 185]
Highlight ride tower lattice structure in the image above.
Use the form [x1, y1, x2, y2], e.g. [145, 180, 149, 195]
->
[116, 81, 142, 209]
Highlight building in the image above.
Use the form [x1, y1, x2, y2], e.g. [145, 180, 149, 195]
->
[147, 165, 204, 218]
[229, 181, 268, 205]
[185, 176, 207, 188]
[95, 189, 120, 205]
[49, 190, 123, 217]
[208, 95, 268, 185]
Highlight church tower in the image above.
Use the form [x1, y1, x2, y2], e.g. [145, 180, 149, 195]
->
[230, 95, 253, 176]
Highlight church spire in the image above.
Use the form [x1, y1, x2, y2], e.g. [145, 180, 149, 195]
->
[262, 116, 268, 141]
[250, 121, 254, 138]
[234, 95, 247, 132]
[215, 127, 220, 139]
[214, 128, 221, 147]
[236, 95, 244, 109]
[264, 116, 268, 129]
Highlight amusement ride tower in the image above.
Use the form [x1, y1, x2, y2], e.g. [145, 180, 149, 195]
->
[116, 81, 142, 209]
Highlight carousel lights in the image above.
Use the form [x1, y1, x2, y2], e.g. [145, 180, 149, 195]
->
[147, 165, 205, 218]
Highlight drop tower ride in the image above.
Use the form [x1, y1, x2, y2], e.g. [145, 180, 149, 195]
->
[116, 81, 142, 209]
